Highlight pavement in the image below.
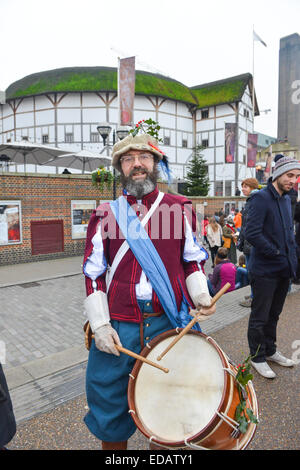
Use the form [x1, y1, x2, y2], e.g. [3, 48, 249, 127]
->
[0, 253, 299, 451]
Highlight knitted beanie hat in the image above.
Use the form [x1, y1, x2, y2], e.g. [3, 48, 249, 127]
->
[272, 154, 300, 180]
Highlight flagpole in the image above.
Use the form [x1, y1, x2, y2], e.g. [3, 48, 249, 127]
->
[252, 25, 255, 177]
[252, 24, 255, 133]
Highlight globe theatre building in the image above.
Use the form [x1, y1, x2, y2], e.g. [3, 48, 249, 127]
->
[0, 67, 259, 196]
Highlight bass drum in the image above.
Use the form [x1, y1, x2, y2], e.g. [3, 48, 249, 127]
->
[128, 329, 258, 450]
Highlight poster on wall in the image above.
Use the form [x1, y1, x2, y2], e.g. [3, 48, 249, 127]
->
[71, 200, 96, 239]
[225, 123, 237, 163]
[247, 133, 258, 167]
[0, 201, 22, 245]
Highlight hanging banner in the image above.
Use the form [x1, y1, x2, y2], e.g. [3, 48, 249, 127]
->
[118, 56, 136, 126]
[225, 123, 236, 163]
[247, 133, 258, 167]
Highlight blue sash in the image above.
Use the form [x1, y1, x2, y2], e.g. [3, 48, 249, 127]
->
[110, 196, 201, 331]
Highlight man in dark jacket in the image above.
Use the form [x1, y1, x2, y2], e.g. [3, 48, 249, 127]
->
[237, 177, 259, 307]
[245, 154, 300, 378]
[294, 201, 300, 283]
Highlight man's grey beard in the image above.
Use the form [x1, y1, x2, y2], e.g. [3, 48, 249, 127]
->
[121, 165, 159, 199]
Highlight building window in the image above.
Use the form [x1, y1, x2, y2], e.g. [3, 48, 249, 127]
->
[225, 180, 232, 197]
[182, 139, 188, 148]
[42, 134, 49, 144]
[90, 132, 100, 143]
[164, 136, 170, 146]
[201, 139, 209, 148]
[244, 108, 250, 118]
[65, 133, 74, 143]
[215, 181, 223, 196]
[201, 109, 209, 119]
[21, 136, 28, 141]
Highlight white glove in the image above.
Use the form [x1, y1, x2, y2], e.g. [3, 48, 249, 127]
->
[186, 271, 212, 307]
[94, 323, 122, 356]
[84, 290, 110, 331]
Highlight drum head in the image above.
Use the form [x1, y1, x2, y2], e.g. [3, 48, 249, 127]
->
[131, 331, 227, 444]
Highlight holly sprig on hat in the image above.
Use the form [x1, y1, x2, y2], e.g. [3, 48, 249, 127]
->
[129, 118, 163, 143]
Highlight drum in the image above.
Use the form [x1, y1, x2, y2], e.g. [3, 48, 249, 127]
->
[128, 329, 258, 450]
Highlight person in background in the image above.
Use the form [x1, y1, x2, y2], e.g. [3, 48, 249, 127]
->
[245, 154, 300, 378]
[293, 200, 300, 284]
[287, 187, 297, 220]
[235, 254, 249, 289]
[233, 208, 242, 232]
[201, 216, 209, 245]
[0, 363, 16, 450]
[207, 247, 236, 296]
[214, 211, 220, 223]
[237, 178, 260, 308]
[218, 213, 225, 228]
[206, 216, 223, 268]
[222, 215, 238, 264]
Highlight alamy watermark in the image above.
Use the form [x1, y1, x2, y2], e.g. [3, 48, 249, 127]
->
[95, 202, 203, 241]
[0, 340, 6, 364]
[291, 80, 300, 104]
[291, 340, 300, 364]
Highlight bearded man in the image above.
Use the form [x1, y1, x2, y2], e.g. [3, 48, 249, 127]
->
[245, 154, 300, 378]
[82, 133, 215, 449]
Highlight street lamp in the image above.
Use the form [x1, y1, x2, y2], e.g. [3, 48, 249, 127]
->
[97, 123, 130, 199]
[96, 122, 112, 146]
[116, 126, 131, 141]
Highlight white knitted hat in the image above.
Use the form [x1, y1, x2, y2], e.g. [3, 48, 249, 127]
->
[272, 154, 300, 180]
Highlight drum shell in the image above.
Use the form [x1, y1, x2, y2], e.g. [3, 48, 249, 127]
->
[127, 329, 258, 450]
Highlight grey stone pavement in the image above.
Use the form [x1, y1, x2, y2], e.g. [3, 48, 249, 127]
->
[0, 253, 299, 450]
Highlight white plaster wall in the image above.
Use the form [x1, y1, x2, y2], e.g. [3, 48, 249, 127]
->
[16, 113, 34, 128]
[82, 107, 106, 122]
[216, 129, 224, 147]
[35, 109, 55, 126]
[216, 104, 234, 116]
[196, 118, 214, 132]
[17, 98, 34, 113]
[57, 108, 81, 123]
[35, 95, 53, 110]
[159, 99, 176, 114]
[157, 112, 176, 129]
[202, 148, 214, 164]
[134, 95, 155, 111]
[2, 114, 14, 132]
[59, 93, 81, 107]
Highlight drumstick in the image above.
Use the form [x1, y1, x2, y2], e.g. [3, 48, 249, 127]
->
[156, 282, 231, 361]
[91, 335, 169, 373]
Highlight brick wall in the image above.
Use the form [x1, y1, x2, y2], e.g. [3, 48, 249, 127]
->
[0, 173, 114, 266]
[0, 173, 245, 265]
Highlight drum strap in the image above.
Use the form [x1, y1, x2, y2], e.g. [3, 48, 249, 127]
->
[109, 195, 199, 330]
[106, 191, 164, 292]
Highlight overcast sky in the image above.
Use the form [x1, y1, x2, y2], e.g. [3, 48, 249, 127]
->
[1, 0, 300, 138]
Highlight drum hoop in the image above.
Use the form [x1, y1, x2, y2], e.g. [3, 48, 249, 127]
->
[127, 329, 231, 448]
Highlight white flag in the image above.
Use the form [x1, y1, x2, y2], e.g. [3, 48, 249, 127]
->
[253, 30, 267, 47]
